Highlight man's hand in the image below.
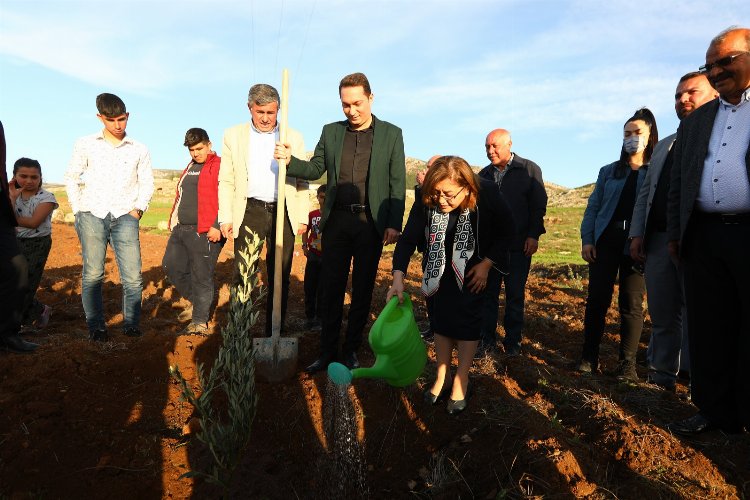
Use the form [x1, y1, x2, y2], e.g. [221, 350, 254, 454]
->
[466, 258, 493, 294]
[220, 222, 233, 239]
[630, 236, 645, 263]
[383, 228, 400, 245]
[524, 237, 539, 257]
[129, 209, 142, 220]
[207, 227, 222, 243]
[386, 270, 405, 304]
[667, 240, 680, 265]
[274, 142, 292, 163]
[581, 244, 596, 263]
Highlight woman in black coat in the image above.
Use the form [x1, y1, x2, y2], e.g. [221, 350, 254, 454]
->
[387, 156, 515, 414]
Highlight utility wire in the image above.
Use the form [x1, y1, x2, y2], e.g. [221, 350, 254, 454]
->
[275, 0, 285, 76]
[295, 0, 317, 79]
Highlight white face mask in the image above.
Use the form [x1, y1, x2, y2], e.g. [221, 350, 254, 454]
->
[623, 135, 647, 154]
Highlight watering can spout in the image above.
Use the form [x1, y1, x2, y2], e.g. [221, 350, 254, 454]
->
[327, 294, 427, 387]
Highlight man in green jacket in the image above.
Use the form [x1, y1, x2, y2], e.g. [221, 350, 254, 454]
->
[275, 72, 406, 373]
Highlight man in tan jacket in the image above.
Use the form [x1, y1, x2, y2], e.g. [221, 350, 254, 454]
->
[218, 83, 308, 335]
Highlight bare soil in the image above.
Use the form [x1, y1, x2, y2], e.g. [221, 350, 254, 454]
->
[1, 223, 748, 499]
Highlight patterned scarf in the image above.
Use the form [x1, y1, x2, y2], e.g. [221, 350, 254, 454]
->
[421, 208, 475, 297]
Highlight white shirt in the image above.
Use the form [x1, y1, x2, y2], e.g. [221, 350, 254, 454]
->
[15, 188, 58, 238]
[245, 123, 279, 202]
[65, 131, 154, 218]
[696, 88, 750, 213]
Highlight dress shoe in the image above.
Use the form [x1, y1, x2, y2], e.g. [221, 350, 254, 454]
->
[1, 334, 39, 353]
[666, 413, 716, 435]
[124, 327, 143, 338]
[343, 351, 360, 370]
[89, 329, 109, 342]
[305, 356, 333, 374]
[503, 342, 521, 357]
[446, 398, 468, 415]
[423, 382, 452, 405]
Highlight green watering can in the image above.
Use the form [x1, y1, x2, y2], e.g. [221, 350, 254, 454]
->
[328, 293, 427, 387]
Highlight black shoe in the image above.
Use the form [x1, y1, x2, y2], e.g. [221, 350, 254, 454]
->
[666, 413, 716, 435]
[503, 343, 521, 356]
[1, 334, 39, 353]
[124, 327, 143, 338]
[423, 382, 451, 405]
[606, 360, 639, 382]
[305, 355, 334, 374]
[646, 373, 676, 393]
[343, 351, 360, 370]
[89, 329, 109, 342]
[446, 398, 468, 415]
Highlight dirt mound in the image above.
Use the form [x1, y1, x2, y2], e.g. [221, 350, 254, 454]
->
[1, 223, 747, 498]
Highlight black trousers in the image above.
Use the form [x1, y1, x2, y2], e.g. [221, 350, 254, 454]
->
[234, 199, 295, 335]
[304, 252, 323, 320]
[0, 227, 27, 338]
[682, 214, 750, 432]
[582, 225, 645, 365]
[17, 235, 52, 324]
[162, 224, 224, 324]
[318, 210, 382, 357]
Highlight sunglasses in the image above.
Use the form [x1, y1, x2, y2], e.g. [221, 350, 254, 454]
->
[699, 52, 749, 74]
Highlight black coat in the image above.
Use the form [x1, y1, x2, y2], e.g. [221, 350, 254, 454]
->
[392, 179, 515, 275]
[478, 154, 547, 252]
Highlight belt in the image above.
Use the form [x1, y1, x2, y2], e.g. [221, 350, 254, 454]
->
[608, 220, 629, 230]
[247, 197, 277, 212]
[693, 211, 750, 225]
[334, 204, 368, 214]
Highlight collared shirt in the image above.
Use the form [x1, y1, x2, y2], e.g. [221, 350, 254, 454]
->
[491, 153, 515, 186]
[696, 88, 750, 213]
[246, 122, 279, 203]
[65, 131, 154, 218]
[337, 125, 374, 205]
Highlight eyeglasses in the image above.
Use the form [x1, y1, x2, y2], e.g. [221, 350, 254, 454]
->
[699, 52, 749, 74]
[430, 187, 465, 204]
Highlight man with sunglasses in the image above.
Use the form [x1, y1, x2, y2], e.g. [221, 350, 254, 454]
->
[478, 129, 547, 357]
[666, 27, 750, 435]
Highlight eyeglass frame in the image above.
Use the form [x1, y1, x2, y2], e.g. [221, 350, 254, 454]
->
[429, 186, 465, 204]
[699, 52, 750, 74]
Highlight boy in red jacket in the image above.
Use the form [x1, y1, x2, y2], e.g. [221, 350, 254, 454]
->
[163, 128, 224, 335]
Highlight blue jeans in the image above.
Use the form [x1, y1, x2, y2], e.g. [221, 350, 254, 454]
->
[480, 251, 531, 349]
[75, 212, 142, 332]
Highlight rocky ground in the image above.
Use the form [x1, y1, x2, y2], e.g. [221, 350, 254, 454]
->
[0, 223, 748, 499]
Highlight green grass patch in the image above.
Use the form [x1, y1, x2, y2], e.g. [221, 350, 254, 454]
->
[536, 206, 585, 265]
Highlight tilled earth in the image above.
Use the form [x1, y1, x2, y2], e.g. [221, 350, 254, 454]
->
[1, 223, 748, 499]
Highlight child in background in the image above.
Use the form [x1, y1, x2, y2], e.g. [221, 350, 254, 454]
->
[10, 158, 57, 328]
[302, 185, 325, 331]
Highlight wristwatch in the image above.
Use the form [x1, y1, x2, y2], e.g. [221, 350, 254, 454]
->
[135, 209, 144, 218]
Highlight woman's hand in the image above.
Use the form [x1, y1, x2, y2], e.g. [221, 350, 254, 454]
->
[8, 178, 21, 201]
[581, 244, 596, 263]
[466, 258, 493, 294]
[387, 270, 405, 304]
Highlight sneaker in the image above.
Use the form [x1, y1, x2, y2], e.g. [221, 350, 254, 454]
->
[124, 327, 143, 338]
[33, 305, 52, 329]
[179, 322, 209, 336]
[89, 329, 109, 342]
[177, 304, 193, 323]
[607, 360, 639, 382]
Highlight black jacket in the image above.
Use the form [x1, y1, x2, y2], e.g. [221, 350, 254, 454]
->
[392, 179, 515, 275]
[478, 154, 547, 252]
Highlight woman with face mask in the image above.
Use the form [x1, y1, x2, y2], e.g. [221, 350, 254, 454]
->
[576, 108, 658, 382]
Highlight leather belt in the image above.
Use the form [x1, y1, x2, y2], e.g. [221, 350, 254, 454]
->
[609, 220, 629, 230]
[247, 197, 277, 212]
[693, 211, 750, 225]
[334, 204, 368, 214]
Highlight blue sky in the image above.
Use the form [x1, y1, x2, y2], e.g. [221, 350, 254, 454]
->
[0, 0, 747, 188]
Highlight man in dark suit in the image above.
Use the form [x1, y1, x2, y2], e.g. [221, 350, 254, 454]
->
[629, 72, 718, 392]
[666, 27, 750, 435]
[0, 120, 39, 353]
[478, 129, 547, 356]
[276, 72, 406, 372]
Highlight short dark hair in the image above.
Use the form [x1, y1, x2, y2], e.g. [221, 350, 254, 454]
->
[13, 157, 42, 176]
[678, 71, 705, 84]
[316, 184, 326, 196]
[184, 128, 210, 147]
[339, 72, 371, 96]
[95, 93, 127, 117]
